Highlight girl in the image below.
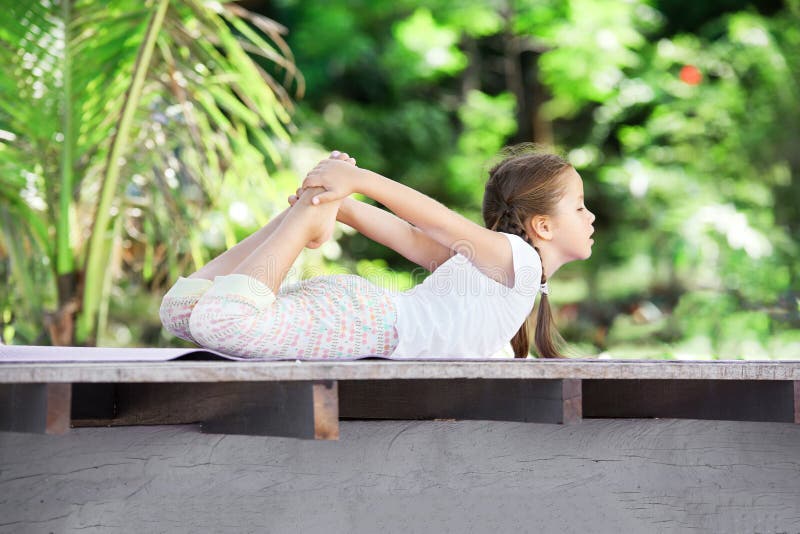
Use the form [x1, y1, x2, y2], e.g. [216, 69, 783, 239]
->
[159, 146, 595, 359]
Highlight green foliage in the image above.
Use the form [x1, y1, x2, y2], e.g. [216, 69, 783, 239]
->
[0, 0, 297, 345]
[385, 8, 468, 86]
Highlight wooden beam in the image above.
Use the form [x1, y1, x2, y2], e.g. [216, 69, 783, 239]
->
[0, 383, 71, 434]
[72, 381, 339, 440]
[338, 378, 582, 425]
[583, 379, 797, 423]
[201, 380, 339, 440]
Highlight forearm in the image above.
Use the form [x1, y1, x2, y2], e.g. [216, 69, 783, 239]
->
[302, 157, 511, 284]
[338, 197, 452, 271]
[358, 170, 484, 253]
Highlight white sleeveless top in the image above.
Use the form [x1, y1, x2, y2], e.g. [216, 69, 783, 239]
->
[389, 232, 543, 358]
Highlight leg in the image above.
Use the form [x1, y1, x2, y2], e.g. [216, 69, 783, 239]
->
[187, 205, 293, 281]
[230, 186, 341, 295]
[161, 212, 291, 342]
[188, 151, 357, 281]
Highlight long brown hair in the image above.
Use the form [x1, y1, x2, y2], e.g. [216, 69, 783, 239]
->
[482, 146, 570, 359]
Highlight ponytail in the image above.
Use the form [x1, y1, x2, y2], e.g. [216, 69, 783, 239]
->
[530, 256, 566, 358]
[508, 248, 565, 359]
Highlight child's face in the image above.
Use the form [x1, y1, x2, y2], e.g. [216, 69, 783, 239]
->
[549, 167, 596, 261]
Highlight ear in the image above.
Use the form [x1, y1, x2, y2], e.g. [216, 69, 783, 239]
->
[526, 214, 553, 241]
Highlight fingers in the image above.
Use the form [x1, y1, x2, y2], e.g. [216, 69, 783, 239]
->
[330, 150, 356, 166]
[288, 186, 304, 206]
[311, 191, 338, 205]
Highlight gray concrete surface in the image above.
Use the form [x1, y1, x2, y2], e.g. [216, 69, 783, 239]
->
[1, 418, 799, 533]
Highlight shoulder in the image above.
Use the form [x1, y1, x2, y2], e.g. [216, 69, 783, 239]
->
[497, 233, 542, 292]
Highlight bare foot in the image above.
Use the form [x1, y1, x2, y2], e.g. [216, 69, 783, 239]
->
[296, 186, 341, 249]
[288, 151, 356, 249]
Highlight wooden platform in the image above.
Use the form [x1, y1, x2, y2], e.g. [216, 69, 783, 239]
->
[1, 359, 798, 440]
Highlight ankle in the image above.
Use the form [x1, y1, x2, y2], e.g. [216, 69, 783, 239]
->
[297, 186, 326, 206]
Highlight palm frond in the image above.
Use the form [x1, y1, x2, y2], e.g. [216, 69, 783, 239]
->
[1, 0, 300, 344]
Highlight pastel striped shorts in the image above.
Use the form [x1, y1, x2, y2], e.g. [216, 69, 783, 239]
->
[160, 273, 399, 359]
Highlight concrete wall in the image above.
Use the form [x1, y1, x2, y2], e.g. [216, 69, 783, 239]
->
[1, 418, 799, 533]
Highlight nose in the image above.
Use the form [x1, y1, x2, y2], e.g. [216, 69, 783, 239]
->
[588, 209, 596, 224]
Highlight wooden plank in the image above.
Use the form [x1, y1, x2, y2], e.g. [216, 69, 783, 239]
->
[0, 383, 71, 434]
[339, 378, 582, 425]
[2, 359, 800, 384]
[583, 379, 797, 423]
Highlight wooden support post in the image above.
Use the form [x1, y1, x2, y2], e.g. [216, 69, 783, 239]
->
[583, 379, 798, 424]
[794, 381, 799, 425]
[339, 378, 582, 425]
[0, 383, 71, 434]
[562, 378, 582, 424]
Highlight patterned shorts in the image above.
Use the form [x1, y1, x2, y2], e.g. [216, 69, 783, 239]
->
[161, 274, 399, 359]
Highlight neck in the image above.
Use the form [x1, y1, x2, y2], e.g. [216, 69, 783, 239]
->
[532, 242, 566, 280]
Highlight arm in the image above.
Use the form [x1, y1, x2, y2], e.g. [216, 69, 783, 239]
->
[337, 197, 454, 272]
[303, 160, 515, 287]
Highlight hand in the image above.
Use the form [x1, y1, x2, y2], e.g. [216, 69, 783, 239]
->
[302, 159, 364, 205]
[288, 150, 356, 207]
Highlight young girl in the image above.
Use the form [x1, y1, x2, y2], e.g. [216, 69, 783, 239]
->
[159, 146, 595, 359]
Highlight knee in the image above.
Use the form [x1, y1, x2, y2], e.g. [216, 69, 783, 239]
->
[159, 295, 192, 342]
[158, 277, 213, 344]
[187, 274, 278, 351]
[188, 294, 262, 350]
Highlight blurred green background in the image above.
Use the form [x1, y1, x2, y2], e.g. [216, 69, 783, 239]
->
[1, 0, 798, 359]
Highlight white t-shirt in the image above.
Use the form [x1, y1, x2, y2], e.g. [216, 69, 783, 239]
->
[389, 232, 543, 358]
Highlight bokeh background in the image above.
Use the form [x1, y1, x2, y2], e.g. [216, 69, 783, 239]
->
[1, 0, 798, 359]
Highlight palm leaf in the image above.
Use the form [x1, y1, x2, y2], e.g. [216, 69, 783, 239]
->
[0, 0, 299, 345]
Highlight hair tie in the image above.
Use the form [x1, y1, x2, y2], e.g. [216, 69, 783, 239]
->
[540, 281, 549, 296]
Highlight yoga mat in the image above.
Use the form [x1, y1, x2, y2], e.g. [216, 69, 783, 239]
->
[0, 344, 513, 362]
